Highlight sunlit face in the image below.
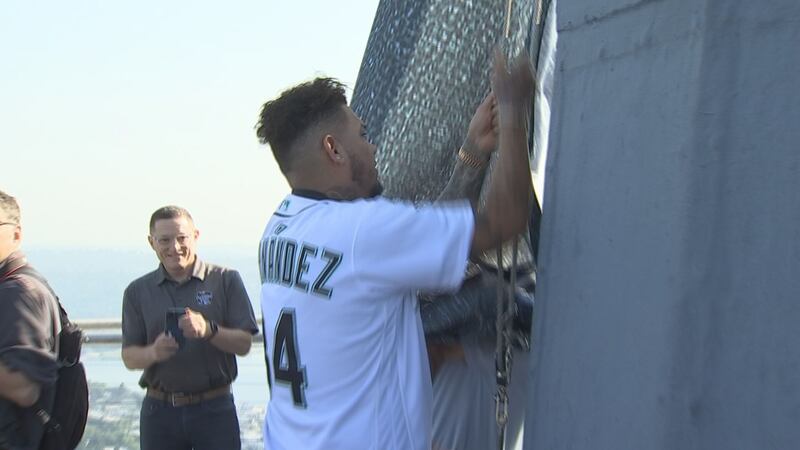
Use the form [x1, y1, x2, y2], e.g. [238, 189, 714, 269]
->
[0, 209, 21, 264]
[340, 107, 383, 198]
[148, 216, 199, 279]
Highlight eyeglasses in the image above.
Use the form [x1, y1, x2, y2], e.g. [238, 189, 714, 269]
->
[151, 234, 191, 248]
[0, 222, 18, 227]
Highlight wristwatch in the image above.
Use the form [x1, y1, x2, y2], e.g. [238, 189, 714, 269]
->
[206, 320, 219, 340]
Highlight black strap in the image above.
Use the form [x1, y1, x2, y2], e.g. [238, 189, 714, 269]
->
[3, 264, 72, 334]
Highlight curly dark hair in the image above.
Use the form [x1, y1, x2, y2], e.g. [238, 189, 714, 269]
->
[256, 77, 348, 173]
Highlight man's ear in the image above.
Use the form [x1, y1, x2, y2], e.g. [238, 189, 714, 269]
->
[147, 235, 156, 251]
[322, 134, 345, 164]
[12, 225, 22, 246]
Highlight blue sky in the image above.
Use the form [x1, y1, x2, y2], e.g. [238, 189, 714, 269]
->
[1, 0, 379, 248]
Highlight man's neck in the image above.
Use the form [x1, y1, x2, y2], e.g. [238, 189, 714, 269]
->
[165, 259, 195, 283]
[289, 169, 362, 201]
[291, 183, 362, 201]
[167, 271, 191, 283]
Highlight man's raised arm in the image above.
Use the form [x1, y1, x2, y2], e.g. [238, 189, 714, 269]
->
[470, 50, 535, 258]
[438, 93, 498, 206]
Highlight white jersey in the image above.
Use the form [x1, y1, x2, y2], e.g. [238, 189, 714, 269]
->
[259, 193, 473, 450]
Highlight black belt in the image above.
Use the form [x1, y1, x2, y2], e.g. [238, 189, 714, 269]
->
[146, 385, 231, 407]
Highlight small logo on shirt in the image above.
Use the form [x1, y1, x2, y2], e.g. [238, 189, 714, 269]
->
[274, 223, 288, 235]
[196, 291, 213, 306]
[279, 199, 291, 211]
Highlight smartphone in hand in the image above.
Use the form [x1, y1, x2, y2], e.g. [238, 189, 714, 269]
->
[165, 307, 186, 349]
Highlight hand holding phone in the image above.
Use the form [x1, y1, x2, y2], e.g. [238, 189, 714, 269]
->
[151, 332, 180, 362]
[165, 307, 187, 349]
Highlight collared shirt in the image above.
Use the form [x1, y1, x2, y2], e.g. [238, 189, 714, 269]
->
[121, 258, 258, 393]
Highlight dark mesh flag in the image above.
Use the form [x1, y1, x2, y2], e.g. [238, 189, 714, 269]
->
[351, 0, 539, 270]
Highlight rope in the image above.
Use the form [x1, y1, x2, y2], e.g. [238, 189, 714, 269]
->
[495, 1, 542, 449]
[495, 1, 515, 448]
[504, 0, 514, 38]
[495, 246, 509, 450]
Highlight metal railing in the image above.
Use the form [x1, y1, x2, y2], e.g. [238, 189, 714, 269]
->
[75, 319, 263, 344]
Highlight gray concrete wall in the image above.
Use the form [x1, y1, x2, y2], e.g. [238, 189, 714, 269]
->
[525, 1, 800, 449]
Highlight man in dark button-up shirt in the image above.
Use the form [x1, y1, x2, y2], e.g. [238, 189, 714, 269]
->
[121, 205, 258, 450]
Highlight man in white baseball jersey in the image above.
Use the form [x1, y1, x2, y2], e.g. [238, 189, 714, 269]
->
[254, 50, 535, 450]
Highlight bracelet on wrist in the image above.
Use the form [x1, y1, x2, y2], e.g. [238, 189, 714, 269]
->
[458, 147, 488, 169]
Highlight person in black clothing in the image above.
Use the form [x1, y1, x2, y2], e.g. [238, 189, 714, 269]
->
[0, 190, 61, 450]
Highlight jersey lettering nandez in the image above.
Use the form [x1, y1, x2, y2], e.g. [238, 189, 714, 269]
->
[259, 235, 342, 299]
[259, 193, 473, 450]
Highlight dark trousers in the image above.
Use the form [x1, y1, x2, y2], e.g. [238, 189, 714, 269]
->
[140, 393, 241, 450]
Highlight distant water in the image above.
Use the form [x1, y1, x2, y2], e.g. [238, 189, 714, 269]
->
[24, 245, 263, 320]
